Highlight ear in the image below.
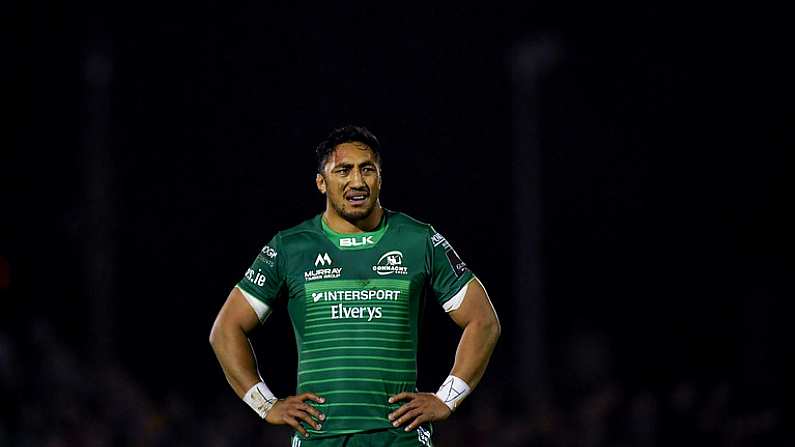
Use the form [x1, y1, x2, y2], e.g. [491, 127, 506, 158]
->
[316, 173, 326, 194]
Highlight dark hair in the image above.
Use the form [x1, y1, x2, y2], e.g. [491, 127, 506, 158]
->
[315, 125, 382, 173]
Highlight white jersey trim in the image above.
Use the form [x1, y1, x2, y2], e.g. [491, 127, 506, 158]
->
[236, 286, 272, 323]
[442, 277, 476, 312]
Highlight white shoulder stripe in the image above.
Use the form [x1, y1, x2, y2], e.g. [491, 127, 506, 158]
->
[236, 286, 272, 323]
[442, 278, 476, 312]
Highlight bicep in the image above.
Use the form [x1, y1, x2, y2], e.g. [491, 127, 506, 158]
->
[447, 277, 498, 329]
[212, 287, 263, 336]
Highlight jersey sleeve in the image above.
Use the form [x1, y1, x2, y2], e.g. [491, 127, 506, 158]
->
[236, 233, 287, 308]
[427, 226, 475, 310]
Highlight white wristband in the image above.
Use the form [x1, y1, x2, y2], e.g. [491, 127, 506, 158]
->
[434, 375, 471, 411]
[243, 381, 278, 419]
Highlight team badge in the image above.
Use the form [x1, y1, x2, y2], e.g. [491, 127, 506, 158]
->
[372, 251, 408, 276]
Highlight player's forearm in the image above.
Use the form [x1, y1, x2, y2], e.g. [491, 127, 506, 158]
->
[449, 316, 500, 390]
[209, 324, 262, 399]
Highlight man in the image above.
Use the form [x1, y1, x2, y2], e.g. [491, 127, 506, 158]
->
[209, 125, 500, 446]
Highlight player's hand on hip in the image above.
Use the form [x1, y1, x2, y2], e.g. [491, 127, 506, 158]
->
[265, 392, 326, 438]
[388, 392, 451, 431]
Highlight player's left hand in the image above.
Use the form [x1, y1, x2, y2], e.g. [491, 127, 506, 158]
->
[388, 392, 451, 431]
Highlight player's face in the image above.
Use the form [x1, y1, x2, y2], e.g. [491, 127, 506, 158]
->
[317, 142, 382, 222]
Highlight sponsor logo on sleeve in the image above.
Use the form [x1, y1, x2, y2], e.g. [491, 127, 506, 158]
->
[431, 232, 447, 247]
[434, 231, 468, 277]
[245, 268, 267, 287]
[444, 246, 468, 277]
[260, 245, 278, 258]
[256, 245, 278, 266]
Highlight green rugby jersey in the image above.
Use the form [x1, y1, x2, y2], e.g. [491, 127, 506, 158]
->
[236, 209, 474, 438]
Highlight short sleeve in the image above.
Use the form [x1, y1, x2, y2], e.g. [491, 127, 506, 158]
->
[428, 226, 474, 308]
[236, 233, 287, 307]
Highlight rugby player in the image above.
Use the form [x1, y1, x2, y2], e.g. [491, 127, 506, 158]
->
[209, 125, 500, 446]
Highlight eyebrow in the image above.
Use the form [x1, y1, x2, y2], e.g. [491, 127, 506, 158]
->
[332, 161, 376, 170]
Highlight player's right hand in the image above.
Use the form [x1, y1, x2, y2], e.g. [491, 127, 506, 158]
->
[265, 392, 326, 437]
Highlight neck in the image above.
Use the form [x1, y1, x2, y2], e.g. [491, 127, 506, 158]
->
[323, 202, 384, 233]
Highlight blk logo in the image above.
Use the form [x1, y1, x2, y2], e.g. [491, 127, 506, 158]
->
[340, 236, 374, 247]
[315, 253, 332, 267]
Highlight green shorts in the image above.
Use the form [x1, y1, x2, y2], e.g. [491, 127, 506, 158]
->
[290, 426, 434, 447]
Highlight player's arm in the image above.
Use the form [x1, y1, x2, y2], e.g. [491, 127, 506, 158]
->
[389, 277, 500, 430]
[445, 277, 500, 388]
[209, 287, 262, 397]
[209, 287, 325, 437]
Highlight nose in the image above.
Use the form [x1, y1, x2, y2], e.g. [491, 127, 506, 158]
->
[348, 168, 366, 188]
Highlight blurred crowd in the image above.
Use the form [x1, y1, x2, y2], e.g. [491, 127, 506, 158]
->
[443, 377, 786, 447]
[0, 321, 788, 447]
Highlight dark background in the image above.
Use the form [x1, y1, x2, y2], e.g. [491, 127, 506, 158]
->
[2, 2, 792, 446]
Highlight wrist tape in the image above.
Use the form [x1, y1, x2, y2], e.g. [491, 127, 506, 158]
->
[243, 381, 278, 419]
[434, 375, 471, 411]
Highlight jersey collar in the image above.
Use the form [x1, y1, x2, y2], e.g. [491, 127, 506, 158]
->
[320, 212, 389, 250]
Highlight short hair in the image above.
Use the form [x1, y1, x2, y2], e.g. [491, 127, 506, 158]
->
[315, 125, 382, 174]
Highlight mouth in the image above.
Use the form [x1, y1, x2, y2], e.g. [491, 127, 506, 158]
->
[345, 191, 370, 206]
